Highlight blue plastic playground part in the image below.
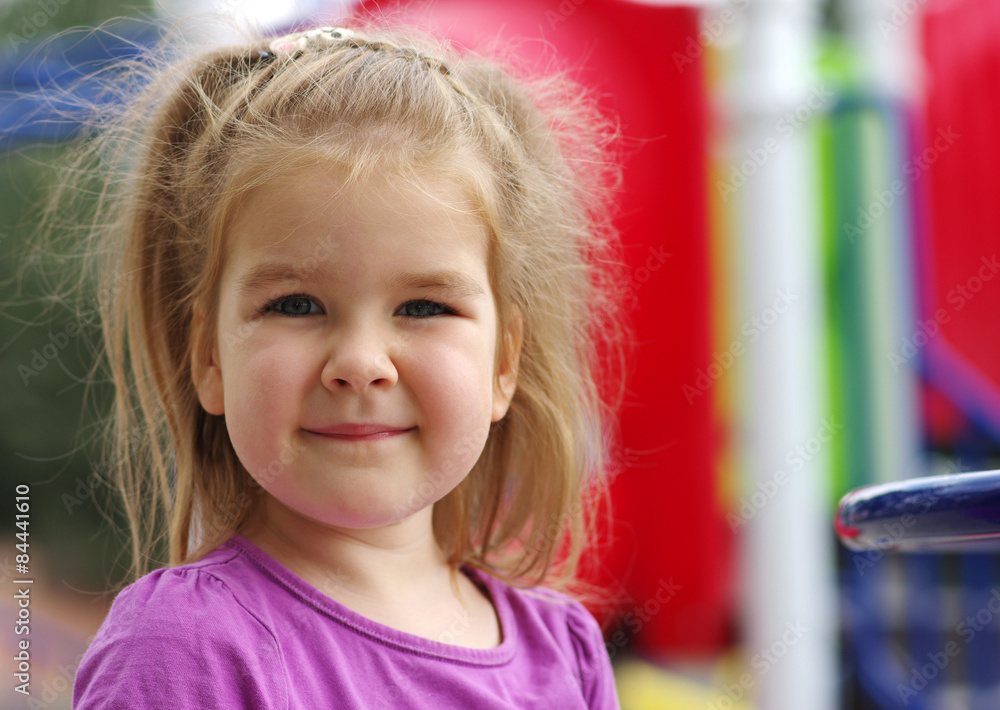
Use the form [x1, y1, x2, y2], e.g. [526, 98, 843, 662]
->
[837, 469, 1000, 552]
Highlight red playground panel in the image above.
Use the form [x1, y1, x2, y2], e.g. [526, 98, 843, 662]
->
[920, 0, 1000, 441]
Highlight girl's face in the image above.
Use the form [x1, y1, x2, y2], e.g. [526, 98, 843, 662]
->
[194, 165, 519, 531]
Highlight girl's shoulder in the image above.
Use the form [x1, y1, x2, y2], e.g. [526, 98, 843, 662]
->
[474, 571, 618, 709]
[95, 536, 270, 628]
[469, 568, 611, 671]
[73, 536, 288, 709]
[494, 578, 600, 632]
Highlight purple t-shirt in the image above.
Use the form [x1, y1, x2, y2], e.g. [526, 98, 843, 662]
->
[73, 534, 620, 709]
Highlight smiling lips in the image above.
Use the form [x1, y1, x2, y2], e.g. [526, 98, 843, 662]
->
[306, 423, 416, 441]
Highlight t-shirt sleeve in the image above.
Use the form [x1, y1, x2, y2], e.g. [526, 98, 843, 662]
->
[565, 602, 621, 710]
[73, 568, 288, 710]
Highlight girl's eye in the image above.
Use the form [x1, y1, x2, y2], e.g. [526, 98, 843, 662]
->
[263, 295, 321, 316]
[397, 300, 454, 318]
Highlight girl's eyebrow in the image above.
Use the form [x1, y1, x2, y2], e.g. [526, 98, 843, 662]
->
[235, 262, 486, 299]
[389, 271, 486, 299]
[235, 263, 324, 295]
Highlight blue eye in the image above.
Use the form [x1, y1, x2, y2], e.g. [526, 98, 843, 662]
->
[398, 300, 453, 317]
[264, 295, 321, 316]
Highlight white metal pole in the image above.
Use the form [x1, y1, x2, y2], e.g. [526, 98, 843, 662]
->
[731, 0, 837, 707]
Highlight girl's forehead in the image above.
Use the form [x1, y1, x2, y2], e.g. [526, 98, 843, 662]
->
[222, 165, 492, 271]
[229, 161, 483, 224]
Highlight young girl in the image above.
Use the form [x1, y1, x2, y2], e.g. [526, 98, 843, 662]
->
[70, 22, 625, 709]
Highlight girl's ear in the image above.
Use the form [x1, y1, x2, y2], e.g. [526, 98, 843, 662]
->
[191, 309, 225, 416]
[492, 307, 523, 422]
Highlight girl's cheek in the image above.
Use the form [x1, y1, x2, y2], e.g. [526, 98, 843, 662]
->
[227, 336, 317, 402]
[417, 347, 495, 418]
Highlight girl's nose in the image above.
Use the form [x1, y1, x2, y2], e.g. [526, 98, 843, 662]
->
[320, 327, 398, 392]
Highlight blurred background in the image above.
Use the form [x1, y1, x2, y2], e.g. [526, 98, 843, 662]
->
[2, 0, 999, 708]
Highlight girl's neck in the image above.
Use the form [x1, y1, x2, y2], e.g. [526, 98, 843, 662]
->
[238, 495, 503, 649]
[239, 495, 453, 604]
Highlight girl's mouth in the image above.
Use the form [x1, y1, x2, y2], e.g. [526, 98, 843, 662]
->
[305, 424, 416, 441]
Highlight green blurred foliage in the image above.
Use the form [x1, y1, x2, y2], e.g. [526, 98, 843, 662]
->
[1, 0, 155, 593]
[1, 0, 155, 46]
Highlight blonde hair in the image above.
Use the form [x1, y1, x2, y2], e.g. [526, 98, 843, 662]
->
[66, 21, 626, 591]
